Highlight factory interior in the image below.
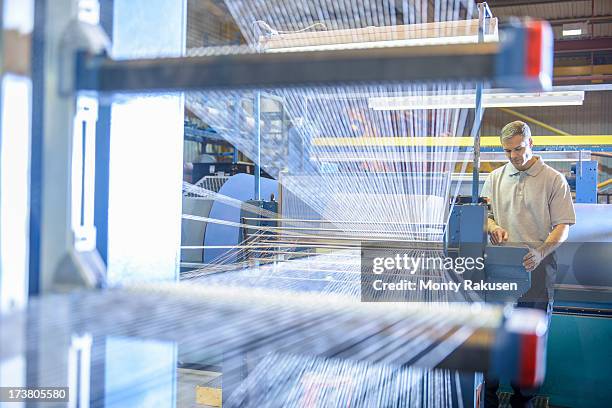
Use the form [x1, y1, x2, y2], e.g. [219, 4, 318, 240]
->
[1, 0, 611, 407]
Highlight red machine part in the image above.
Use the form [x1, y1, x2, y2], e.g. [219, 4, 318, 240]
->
[525, 20, 554, 89]
[518, 331, 546, 388]
[506, 308, 549, 389]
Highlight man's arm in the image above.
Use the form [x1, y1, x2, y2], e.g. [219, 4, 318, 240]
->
[486, 217, 498, 233]
[539, 223, 570, 257]
[487, 217, 508, 244]
[481, 174, 508, 245]
[523, 223, 570, 271]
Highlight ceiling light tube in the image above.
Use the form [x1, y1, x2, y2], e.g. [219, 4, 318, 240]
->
[260, 18, 499, 53]
[367, 91, 585, 110]
[562, 29, 582, 37]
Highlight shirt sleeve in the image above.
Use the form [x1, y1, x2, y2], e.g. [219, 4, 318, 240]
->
[481, 175, 491, 198]
[549, 173, 576, 227]
[481, 174, 495, 221]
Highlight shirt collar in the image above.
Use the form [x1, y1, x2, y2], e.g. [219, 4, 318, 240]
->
[507, 156, 544, 177]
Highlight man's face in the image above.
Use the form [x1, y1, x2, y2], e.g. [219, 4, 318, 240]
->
[502, 134, 533, 170]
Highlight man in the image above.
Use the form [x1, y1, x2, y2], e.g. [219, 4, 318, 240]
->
[481, 121, 575, 408]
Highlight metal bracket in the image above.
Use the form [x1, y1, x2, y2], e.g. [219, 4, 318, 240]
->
[59, 17, 110, 96]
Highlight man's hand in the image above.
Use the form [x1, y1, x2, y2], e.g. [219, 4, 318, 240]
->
[489, 226, 509, 245]
[523, 247, 544, 272]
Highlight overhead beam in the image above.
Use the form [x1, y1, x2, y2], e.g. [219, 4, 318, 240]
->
[554, 74, 612, 83]
[553, 64, 612, 83]
[547, 15, 612, 26]
[488, 0, 588, 7]
[77, 43, 501, 93]
[554, 64, 612, 76]
[555, 37, 612, 53]
[76, 23, 555, 94]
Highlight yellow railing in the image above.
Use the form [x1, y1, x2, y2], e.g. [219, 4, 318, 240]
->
[312, 135, 612, 147]
[598, 178, 612, 191]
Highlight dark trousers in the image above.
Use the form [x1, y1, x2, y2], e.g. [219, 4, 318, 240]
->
[484, 253, 556, 408]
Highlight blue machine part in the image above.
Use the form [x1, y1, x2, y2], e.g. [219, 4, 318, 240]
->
[448, 204, 533, 303]
[203, 173, 277, 263]
[239, 200, 279, 258]
[555, 204, 612, 290]
[541, 312, 612, 407]
[490, 319, 522, 384]
[447, 204, 488, 265]
[484, 246, 531, 303]
[539, 203, 612, 407]
[574, 160, 598, 204]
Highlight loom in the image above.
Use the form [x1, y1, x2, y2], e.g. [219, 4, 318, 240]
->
[4, 283, 548, 407]
[0, 0, 573, 406]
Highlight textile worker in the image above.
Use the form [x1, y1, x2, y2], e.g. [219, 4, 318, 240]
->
[481, 120, 576, 408]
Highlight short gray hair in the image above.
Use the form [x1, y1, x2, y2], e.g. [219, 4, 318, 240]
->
[501, 121, 531, 142]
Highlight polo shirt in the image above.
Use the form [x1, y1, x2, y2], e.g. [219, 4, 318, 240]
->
[481, 156, 576, 246]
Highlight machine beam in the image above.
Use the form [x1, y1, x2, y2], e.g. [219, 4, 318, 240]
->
[77, 44, 498, 93]
[555, 37, 612, 53]
[75, 22, 553, 94]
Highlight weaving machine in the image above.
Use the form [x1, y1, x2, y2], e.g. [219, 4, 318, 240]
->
[0, 1, 561, 407]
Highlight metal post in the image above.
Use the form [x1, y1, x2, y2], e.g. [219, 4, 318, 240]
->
[67, 334, 92, 408]
[38, 0, 79, 291]
[232, 96, 240, 164]
[471, 86, 483, 204]
[471, 2, 488, 204]
[254, 92, 261, 201]
[93, 0, 114, 266]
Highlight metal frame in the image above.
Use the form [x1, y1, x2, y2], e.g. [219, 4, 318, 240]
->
[93, 0, 114, 269]
[76, 43, 500, 93]
[73, 16, 553, 95]
[36, 0, 80, 292]
[470, 2, 492, 204]
[254, 92, 261, 200]
[37, 1, 554, 294]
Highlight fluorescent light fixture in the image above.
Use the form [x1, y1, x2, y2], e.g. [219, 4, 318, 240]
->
[368, 91, 585, 110]
[562, 23, 587, 38]
[562, 28, 582, 37]
[261, 18, 498, 53]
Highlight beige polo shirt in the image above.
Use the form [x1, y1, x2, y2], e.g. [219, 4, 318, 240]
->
[481, 156, 575, 246]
